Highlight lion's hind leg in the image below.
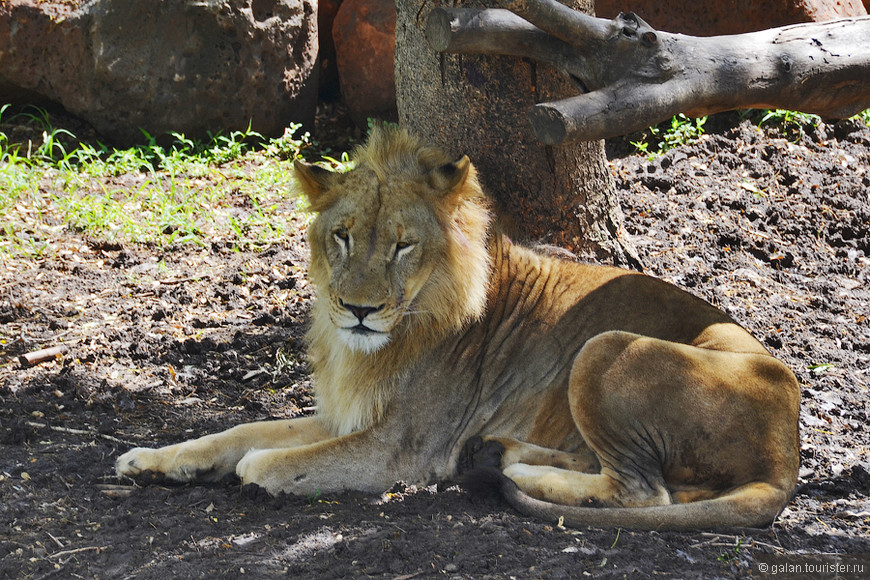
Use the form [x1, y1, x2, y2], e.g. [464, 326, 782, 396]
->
[477, 329, 799, 529]
[561, 330, 799, 527]
[461, 436, 599, 474]
[458, 436, 616, 506]
[502, 463, 671, 508]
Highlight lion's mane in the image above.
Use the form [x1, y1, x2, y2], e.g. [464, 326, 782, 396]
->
[304, 127, 493, 435]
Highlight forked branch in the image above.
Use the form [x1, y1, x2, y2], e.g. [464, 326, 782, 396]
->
[426, 0, 870, 144]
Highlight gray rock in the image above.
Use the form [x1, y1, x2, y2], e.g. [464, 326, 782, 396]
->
[0, 0, 318, 144]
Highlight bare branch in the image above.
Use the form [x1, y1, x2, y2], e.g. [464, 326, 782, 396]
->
[501, 0, 613, 49]
[426, 8, 589, 82]
[18, 345, 69, 367]
[426, 0, 870, 144]
[425, 8, 540, 54]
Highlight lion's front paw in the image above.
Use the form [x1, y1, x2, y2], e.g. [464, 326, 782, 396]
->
[116, 446, 223, 483]
[236, 448, 320, 497]
[116, 447, 177, 482]
[236, 449, 284, 496]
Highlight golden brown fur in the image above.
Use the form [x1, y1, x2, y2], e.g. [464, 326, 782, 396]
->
[117, 126, 800, 530]
[299, 129, 492, 434]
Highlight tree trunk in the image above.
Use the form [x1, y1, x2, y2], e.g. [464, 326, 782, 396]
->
[394, 0, 638, 265]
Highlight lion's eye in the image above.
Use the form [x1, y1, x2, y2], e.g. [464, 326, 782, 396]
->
[333, 230, 350, 252]
[394, 241, 416, 260]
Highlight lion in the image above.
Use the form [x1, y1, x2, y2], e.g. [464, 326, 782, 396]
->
[116, 125, 800, 531]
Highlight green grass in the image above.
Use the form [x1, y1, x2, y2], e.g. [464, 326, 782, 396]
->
[749, 107, 870, 136]
[0, 106, 337, 260]
[4, 104, 869, 261]
[631, 113, 708, 157]
[756, 108, 821, 129]
[631, 107, 870, 157]
[747, 109, 822, 142]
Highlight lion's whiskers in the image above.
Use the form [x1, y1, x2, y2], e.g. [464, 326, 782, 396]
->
[405, 308, 432, 316]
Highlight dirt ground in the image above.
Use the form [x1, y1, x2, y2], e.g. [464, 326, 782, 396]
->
[2, 111, 869, 579]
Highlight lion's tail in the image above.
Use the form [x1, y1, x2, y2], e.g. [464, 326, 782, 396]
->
[463, 468, 790, 531]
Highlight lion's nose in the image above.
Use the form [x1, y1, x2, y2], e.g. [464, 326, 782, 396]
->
[340, 300, 384, 322]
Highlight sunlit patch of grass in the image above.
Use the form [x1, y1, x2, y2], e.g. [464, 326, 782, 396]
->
[630, 113, 708, 157]
[756, 108, 822, 129]
[627, 107, 870, 160]
[741, 106, 870, 144]
[0, 106, 333, 260]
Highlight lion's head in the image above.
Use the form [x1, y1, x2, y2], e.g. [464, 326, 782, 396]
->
[294, 126, 494, 433]
[295, 126, 493, 355]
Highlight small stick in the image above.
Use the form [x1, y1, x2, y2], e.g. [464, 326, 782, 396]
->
[47, 532, 65, 549]
[48, 546, 106, 559]
[25, 421, 131, 445]
[96, 484, 137, 498]
[752, 540, 786, 553]
[158, 275, 210, 285]
[18, 345, 69, 367]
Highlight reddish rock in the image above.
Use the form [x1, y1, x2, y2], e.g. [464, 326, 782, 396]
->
[595, 0, 867, 35]
[0, 0, 319, 144]
[332, 0, 397, 126]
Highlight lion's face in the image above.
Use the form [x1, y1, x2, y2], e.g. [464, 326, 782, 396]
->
[295, 127, 491, 355]
[309, 167, 451, 352]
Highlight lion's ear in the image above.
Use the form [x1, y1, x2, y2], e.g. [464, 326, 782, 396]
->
[427, 156, 471, 195]
[294, 160, 335, 211]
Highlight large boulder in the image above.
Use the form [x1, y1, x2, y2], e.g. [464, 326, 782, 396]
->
[0, 0, 318, 144]
[332, 0, 396, 127]
[595, 0, 867, 36]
